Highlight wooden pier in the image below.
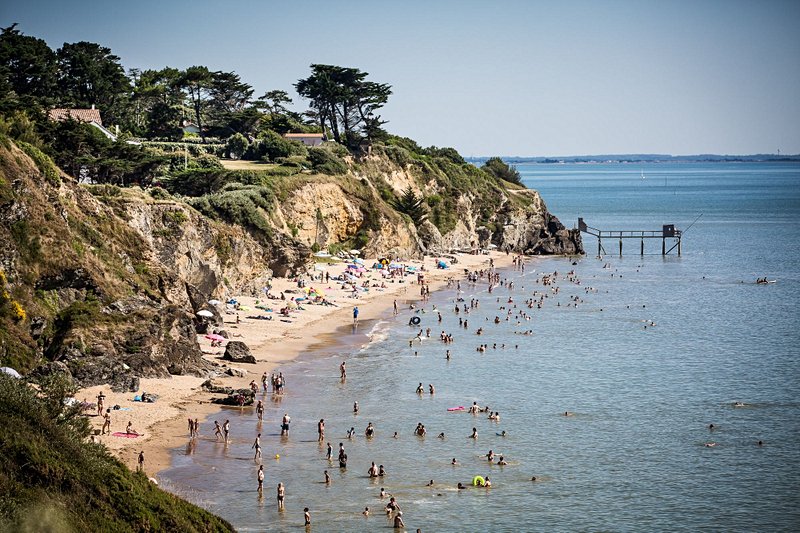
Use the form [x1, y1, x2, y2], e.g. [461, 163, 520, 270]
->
[578, 218, 683, 257]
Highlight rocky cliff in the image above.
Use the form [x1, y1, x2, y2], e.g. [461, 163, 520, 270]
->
[0, 139, 581, 386]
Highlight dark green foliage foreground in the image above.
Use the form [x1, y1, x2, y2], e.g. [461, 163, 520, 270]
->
[0, 375, 234, 533]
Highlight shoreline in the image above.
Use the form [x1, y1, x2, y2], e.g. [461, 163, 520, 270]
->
[80, 251, 517, 477]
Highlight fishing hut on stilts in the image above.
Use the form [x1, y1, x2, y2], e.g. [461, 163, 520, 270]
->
[578, 218, 687, 257]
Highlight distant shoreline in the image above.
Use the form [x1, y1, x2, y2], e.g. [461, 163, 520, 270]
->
[466, 155, 800, 164]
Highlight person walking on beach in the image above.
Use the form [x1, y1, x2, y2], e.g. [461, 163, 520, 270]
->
[96, 391, 105, 417]
[257, 465, 264, 493]
[137, 450, 145, 471]
[318, 419, 325, 442]
[214, 420, 222, 440]
[277, 482, 285, 510]
[101, 408, 111, 435]
[353, 306, 359, 326]
[252, 433, 262, 461]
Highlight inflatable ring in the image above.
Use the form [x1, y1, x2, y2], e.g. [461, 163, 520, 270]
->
[472, 475, 485, 487]
[409, 316, 421, 326]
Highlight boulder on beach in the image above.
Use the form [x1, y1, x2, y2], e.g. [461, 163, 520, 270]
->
[222, 341, 256, 364]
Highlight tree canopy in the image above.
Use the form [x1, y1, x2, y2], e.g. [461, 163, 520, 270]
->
[295, 64, 391, 148]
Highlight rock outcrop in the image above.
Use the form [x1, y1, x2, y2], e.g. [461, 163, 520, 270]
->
[222, 341, 256, 364]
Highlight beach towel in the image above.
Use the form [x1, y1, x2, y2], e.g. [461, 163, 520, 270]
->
[111, 432, 141, 438]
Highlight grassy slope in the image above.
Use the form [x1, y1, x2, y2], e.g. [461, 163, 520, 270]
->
[0, 375, 234, 533]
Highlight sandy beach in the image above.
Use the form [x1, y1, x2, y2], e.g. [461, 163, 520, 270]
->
[81, 251, 513, 476]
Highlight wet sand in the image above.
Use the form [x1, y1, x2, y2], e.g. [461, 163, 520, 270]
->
[80, 252, 512, 475]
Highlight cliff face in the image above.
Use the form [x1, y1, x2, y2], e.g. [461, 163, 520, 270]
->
[0, 142, 278, 389]
[0, 140, 581, 387]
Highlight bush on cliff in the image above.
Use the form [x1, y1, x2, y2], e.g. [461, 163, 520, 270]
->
[0, 374, 234, 532]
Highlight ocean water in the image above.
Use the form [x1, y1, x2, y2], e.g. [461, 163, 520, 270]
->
[161, 162, 800, 532]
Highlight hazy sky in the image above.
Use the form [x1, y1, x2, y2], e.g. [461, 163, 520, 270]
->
[3, 0, 799, 156]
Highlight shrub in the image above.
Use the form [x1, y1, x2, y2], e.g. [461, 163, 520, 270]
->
[17, 141, 60, 186]
[225, 133, 249, 159]
[258, 130, 293, 162]
[307, 146, 347, 175]
[482, 157, 522, 185]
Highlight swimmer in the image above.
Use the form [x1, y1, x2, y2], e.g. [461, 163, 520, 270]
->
[531, 476, 538, 481]
[429, 384, 435, 394]
[437, 432, 445, 439]
[354, 401, 359, 414]
[486, 450, 495, 462]
[497, 455, 508, 466]
[734, 401, 745, 407]
[324, 470, 331, 484]
[484, 476, 491, 487]
[452, 458, 458, 465]
[426, 479, 434, 486]
[380, 487, 388, 498]
[708, 423, 715, 430]
[705, 442, 717, 447]
[457, 482, 466, 489]
[363, 506, 370, 517]
[469, 427, 478, 439]
[393, 431, 398, 439]
[379, 465, 386, 476]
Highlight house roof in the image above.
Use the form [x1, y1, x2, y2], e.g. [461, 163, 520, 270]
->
[283, 133, 324, 138]
[48, 108, 103, 125]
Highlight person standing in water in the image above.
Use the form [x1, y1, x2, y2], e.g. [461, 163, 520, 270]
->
[353, 306, 359, 326]
[340, 361, 347, 379]
[257, 465, 264, 493]
[304, 507, 310, 525]
[277, 482, 285, 510]
[318, 419, 325, 442]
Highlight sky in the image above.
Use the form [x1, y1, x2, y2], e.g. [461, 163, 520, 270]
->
[3, 0, 800, 156]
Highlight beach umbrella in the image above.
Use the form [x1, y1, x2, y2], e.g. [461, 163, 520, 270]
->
[196, 310, 214, 318]
[208, 299, 221, 305]
[205, 334, 225, 341]
[353, 258, 365, 265]
[0, 367, 21, 379]
[389, 263, 402, 269]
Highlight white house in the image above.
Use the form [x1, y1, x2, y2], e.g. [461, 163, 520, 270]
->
[283, 133, 325, 147]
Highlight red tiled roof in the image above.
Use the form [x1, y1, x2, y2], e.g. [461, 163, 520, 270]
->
[48, 108, 103, 125]
[283, 133, 323, 138]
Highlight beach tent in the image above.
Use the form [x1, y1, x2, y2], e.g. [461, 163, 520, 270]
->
[196, 310, 214, 318]
[205, 334, 225, 341]
[0, 367, 21, 378]
[437, 260, 448, 269]
[208, 299, 221, 305]
[389, 263, 403, 269]
[353, 258, 365, 265]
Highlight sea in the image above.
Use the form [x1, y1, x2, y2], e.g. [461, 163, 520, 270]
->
[161, 162, 800, 532]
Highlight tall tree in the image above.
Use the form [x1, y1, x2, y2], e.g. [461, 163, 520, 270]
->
[0, 24, 58, 113]
[178, 66, 212, 140]
[295, 65, 391, 148]
[206, 71, 254, 137]
[56, 41, 131, 123]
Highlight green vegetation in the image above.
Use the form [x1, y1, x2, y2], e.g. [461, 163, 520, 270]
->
[0, 374, 234, 532]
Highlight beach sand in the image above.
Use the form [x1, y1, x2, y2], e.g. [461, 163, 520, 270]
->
[80, 251, 513, 476]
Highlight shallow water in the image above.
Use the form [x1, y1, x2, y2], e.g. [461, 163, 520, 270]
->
[162, 162, 800, 532]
